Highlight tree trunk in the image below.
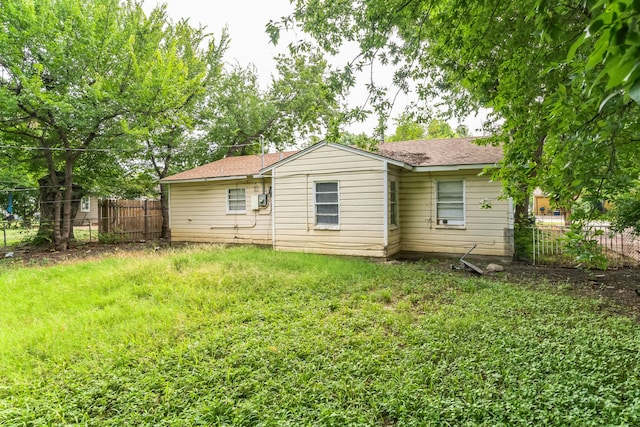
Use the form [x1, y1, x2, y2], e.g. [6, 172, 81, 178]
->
[160, 183, 170, 239]
[37, 172, 83, 248]
[514, 198, 530, 226]
[58, 161, 74, 251]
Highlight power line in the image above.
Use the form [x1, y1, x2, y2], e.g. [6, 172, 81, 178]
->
[0, 141, 261, 153]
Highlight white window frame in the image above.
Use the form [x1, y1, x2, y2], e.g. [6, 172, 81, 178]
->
[314, 181, 339, 229]
[389, 179, 398, 227]
[436, 180, 465, 227]
[80, 196, 91, 213]
[227, 188, 246, 214]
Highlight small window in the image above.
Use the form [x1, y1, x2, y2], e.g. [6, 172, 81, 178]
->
[80, 196, 90, 213]
[436, 181, 465, 226]
[227, 188, 246, 213]
[389, 180, 398, 226]
[315, 181, 339, 227]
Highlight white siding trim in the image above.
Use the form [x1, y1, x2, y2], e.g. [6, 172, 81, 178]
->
[508, 197, 515, 228]
[383, 161, 389, 250]
[413, 164, 496, 172]
[272, 167, 276, 249]
[161, 175, 248, 184]
[167, 185, 171, 231]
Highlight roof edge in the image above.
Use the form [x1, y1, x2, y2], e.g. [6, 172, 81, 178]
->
[160, 175, 248, 184]
[412, 163, 499, 172]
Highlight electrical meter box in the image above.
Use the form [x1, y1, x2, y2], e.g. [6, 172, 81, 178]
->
[258, 194, 268, 207]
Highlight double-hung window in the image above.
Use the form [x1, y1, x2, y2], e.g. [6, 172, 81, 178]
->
[315, 181, 339, 227]
[227, 188, 246, 213]
[436, 180, 465, 226]
[80, 196, 91, 213]
[389, 180, 398, 226]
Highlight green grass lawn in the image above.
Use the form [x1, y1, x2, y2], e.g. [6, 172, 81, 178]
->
[1, 226, 97, 251]
[1, 245, 639, 426]
[1, 227, 36, 248]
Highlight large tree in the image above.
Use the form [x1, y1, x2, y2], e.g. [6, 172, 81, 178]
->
[201, 49, 345, 159]
[127, 22, 229, 239]
[271, 0, 640, 226]
[0, 0, 216, 249]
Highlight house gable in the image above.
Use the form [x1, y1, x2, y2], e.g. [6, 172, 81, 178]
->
[269, 142, 392, 257]
[260, 141, 409, 175]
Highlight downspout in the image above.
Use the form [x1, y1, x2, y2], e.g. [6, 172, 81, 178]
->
[383, 161, 389, 257]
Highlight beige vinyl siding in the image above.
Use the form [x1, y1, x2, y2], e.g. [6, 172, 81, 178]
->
[387, 166, 403, 257]
[74, 197, 100, 226]
[400, 170, 512, 257]
[272, 144, 388, 257]
[168, 177, 272, 245]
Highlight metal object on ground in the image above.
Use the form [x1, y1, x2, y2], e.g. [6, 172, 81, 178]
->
[453, 244, 484, 275]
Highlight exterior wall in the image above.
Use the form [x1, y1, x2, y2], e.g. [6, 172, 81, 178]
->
[168, 177, 273, 245]
[400, 170, 513, 257]
[272, 145, 388, 257]
[386, 166, 403, 257]
[74, 196, 99, 226]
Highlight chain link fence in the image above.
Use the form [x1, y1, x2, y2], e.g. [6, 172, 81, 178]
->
[532, 224, 640, 268]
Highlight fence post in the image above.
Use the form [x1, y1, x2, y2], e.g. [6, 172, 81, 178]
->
[144, 199, 149, 241]
[2, 222, 6, 249]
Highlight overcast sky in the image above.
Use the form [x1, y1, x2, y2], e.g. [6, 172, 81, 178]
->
[144, 0, 486, 137]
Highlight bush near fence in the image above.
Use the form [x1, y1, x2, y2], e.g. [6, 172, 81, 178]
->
[532, 224, 640, 268]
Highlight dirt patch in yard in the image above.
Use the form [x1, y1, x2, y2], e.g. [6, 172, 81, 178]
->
[437, 258, 640, 320]
[0, 240, 178, 266]
[398, 254, 640, 321]
[503, 263, 640, 320]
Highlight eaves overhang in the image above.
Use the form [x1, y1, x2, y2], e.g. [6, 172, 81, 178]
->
[159, 175, 248, 184]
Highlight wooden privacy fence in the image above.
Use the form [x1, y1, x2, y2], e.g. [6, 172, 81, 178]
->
[533, 224, 640, 268]
[99, 199, 162, 242]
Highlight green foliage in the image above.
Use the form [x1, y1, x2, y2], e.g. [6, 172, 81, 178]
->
[97, 232, 120, 245]
[571, 0, 640, 103]
[0, 0, 225, 249]
[514, 222, 534, 262]
[610, 186, 640, 233]
[386, 113, 426, 141]
[387, 114, 466, 141]
[0, 227, 37, 248]
[336, 132, 378, 150]
[201, 49, 345, 160]
[278, 0, 640, 229]
[561, 225, 609, 270]
[1, 246, 640, 425]
[426, 119, 456, 138]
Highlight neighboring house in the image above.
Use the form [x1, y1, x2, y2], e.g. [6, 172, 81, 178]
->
[74, 195, 100, 226]
[160, 138, 514, 259]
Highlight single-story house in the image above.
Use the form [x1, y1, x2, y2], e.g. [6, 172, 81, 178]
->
[160, 138, 514, 259]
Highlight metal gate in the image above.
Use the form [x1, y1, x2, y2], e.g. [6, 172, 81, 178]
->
[533, 224, 640, 267]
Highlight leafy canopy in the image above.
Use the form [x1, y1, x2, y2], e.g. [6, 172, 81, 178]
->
[271, 0, 640, 227]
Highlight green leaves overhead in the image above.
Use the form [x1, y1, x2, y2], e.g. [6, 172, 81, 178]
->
[574, 0, 640, 102]
[280, 0, 640, 227]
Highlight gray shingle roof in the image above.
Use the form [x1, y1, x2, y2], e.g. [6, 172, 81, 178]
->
[378, 137, 502, 167]
[161, 138, 502, 182]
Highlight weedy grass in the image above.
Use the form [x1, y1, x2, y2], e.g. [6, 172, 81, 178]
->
[1, 227, 36, 248]
[1, 245, 639, 426]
